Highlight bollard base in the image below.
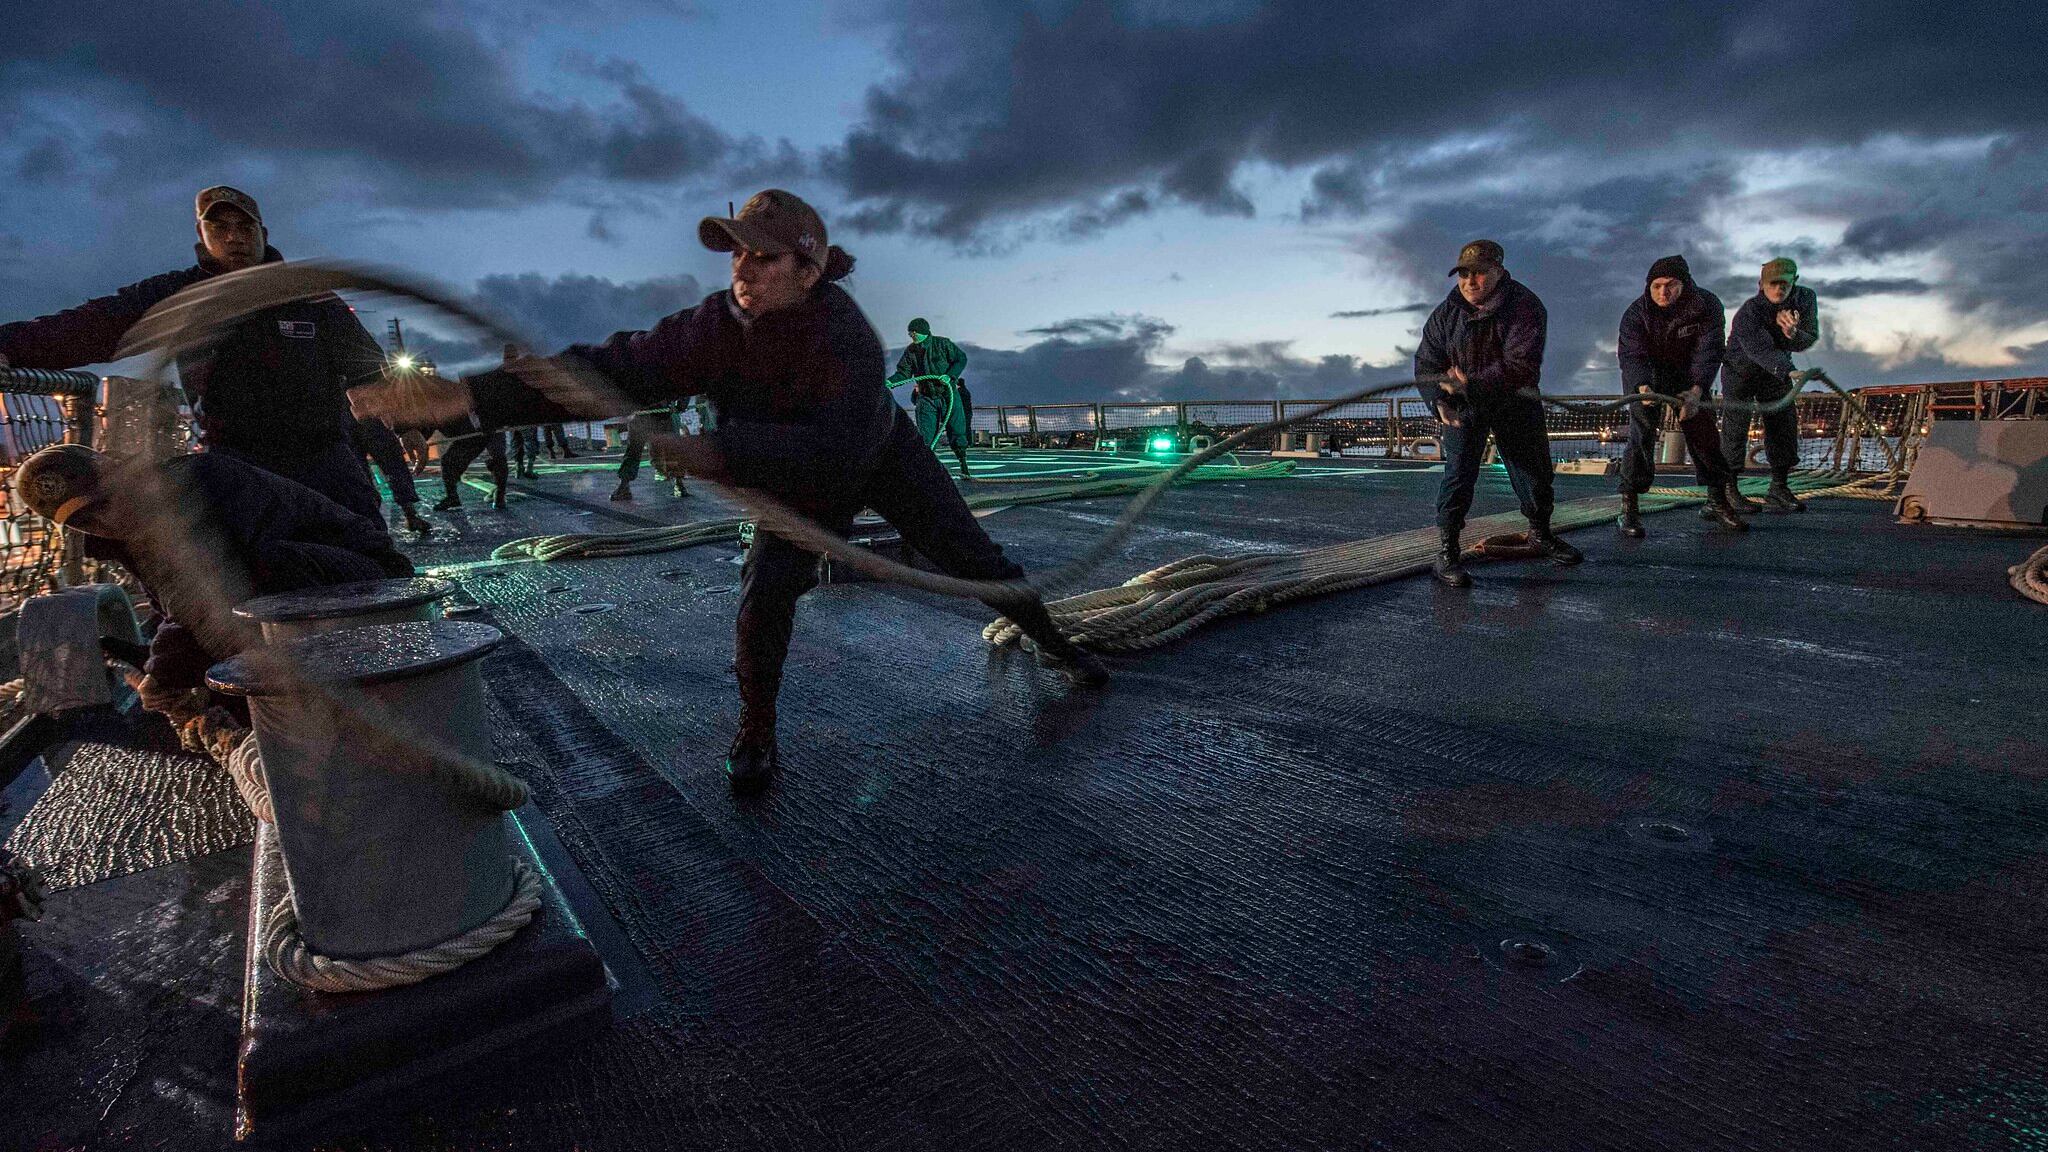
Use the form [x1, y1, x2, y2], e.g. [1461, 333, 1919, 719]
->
[235, 814, 611, 1143]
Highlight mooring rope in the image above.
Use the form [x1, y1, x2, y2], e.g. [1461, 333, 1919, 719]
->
[2011, 543, 2048, 606]
[984, 473, 1845, 652]
[260, 830, 544, 994]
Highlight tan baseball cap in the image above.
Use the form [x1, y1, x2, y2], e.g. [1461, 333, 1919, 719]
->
[1450, 239, 1506, 276]
[1760, 257, 1798, 284]
[195, 185, 262, 226]
[699, 189, 828, 270]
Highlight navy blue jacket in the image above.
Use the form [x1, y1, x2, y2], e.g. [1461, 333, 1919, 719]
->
[1414, 277, 1548, 407]
[1723, 285, 1819, 391]
[0, 246, 384, 461]
[82, 452, 411, 691]
[1617, 284, 1726, 395]
[464, 284, 898, 503]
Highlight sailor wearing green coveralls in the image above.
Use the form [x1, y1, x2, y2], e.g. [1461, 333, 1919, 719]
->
[886, 317, 973, 479]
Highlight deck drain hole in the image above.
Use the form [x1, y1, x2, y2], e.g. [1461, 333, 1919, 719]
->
[543, 583, 574, 594]
[445, 603, 485, 617]
[1645, 821, 1690, 842]
[570, 602, 616, 615]
[1501, 939, 1556, 967]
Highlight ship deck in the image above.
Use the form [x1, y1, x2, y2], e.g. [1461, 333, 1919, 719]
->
[4, 449, 2043, 1151]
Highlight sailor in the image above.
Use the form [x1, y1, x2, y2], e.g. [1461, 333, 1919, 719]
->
[0, 186, 390, 521]
[353, 416, 434, 533]
[11, 443, 413, 717]
[612, 406, 688, 501]
[1721, 257, 1819, 513]
[434, 430, 510, 511]
[350, 188, 1108, 794]
[541, 423, 579, 460]
[1415, 239, 1582, 587]
[1614, 255, 1746, 536]
[886, 317, 974, 479]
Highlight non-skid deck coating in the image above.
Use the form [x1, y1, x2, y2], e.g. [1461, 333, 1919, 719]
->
[4, 448, 2044, 1151]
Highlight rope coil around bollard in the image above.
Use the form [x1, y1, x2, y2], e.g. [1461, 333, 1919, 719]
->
[260, 830, 544, 994]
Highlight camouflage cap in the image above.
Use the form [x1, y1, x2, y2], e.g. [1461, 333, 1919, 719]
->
[1449, 239, 1506, 276]
[1760, 257, 1799, 284]
[195, 185, 262, 225]
[699, 189, 828, 271]
[13, 444, 108, 526]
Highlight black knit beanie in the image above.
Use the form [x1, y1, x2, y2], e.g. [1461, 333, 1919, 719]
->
[1646, 254, 1692, 286]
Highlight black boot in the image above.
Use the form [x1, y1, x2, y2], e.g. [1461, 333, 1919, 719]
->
[1528, 522, 1585, 566]
[402, 503, 433, 534]
[433, 491, 461, 511]
[1005, 597, 1109, 686]
[491, 484, 508, 510]
[724, 718, 778, 795]
[1432, 528, 1472, 587]
[1700, 489, 1749, 531]
[1763, 477, 1805, 513]
[955, 452, 973, 482]
[610, 481, 633, 502]
[1725, 482, 1762, 514]
[1617, 491, 1645, 538]
[671, 480, 689, 498]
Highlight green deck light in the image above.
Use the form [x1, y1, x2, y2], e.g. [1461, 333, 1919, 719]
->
[1150, 436, 1175, 453]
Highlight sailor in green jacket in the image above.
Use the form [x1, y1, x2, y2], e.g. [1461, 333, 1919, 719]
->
[886, 317, 973, 479]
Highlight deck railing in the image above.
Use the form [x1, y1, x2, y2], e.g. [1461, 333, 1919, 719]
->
[966, 377, 2048, 474]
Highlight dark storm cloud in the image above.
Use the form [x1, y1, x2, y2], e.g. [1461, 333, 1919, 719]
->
[935, 315, 1403, 404]
[833, 0, 2048, 240]
[404, 270, 706, 374]
[0, 0, 742, 210]
[473, 271, 705, 350]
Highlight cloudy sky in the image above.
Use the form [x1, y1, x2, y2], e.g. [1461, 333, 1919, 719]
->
[3, 0, 2044, 401]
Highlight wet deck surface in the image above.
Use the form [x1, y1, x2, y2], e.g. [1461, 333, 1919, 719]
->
[5, 448, 2045, 1150]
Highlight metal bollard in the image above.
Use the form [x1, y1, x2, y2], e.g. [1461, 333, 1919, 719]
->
[234, 577, 452, 644]
[207, 620, 512, 959]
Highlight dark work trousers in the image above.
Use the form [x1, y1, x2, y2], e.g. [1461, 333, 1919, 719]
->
[618, 410, 676, 482]
[1434, 393, 1556, 533]
[511, 427, 540, 474]
[353, 418, 420, 506]
[439, 432, 508, 501]
[214, 438, 381, 521]
[1720, 369, 1799, 481]
[735, 408, 1064, 733]
[1619, 388, 1734, 495]
[542, 424, 575, 457]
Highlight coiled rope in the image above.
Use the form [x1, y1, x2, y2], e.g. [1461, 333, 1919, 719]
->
[261, 829, 544, 994]
[2011, 543, 2048, 606]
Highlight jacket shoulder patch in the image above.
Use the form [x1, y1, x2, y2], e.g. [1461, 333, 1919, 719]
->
[277, 320, 317, 339]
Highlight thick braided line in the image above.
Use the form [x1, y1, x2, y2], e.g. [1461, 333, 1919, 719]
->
[2010, 543, 2048, 607]
[989, 478, 1826, 652]
[224, 734, 276, 825]
[263, 861, 543, 993]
